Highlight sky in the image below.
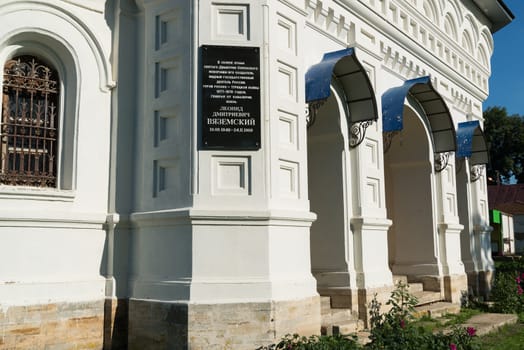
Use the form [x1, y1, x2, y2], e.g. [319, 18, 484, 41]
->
[484, 0, 524, 115]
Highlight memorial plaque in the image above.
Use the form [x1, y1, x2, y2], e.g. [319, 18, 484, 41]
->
[201, 45, 261, 150]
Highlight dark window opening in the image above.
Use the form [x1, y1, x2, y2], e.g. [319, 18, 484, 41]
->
[1, 55, 59, 187]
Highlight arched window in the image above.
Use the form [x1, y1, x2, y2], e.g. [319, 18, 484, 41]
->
[422, 0, 438, 25]
[462, 31, 474, 55]
[1, 56, 59, 187]
[444, 14, 458, 41]
[477, 45, 489, 68]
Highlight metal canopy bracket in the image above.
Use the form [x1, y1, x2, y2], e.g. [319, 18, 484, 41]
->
[349, 120, 374, 147]
[305, 48, 378, 147]
[456, 120, 489, 182]
[382, 76, 457, 172]
[382, 76, 456, 156]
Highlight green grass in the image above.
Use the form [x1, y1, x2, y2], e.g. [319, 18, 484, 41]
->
[411, 308, 483, 333]
[441, 308, 482, 326]
[479, 322, 524, 350]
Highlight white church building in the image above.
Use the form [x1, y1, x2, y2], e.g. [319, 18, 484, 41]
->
[0, 0, 513, 349]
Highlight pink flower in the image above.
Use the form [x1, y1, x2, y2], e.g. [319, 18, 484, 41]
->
[466, 327, 476, 337]
[449, 343, 457, 350]
[517, 276, 522, 284]
[518, 286, 524, 295]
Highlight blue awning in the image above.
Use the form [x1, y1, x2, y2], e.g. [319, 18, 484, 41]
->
[456, 120, 489, 165]
[382, 76, 456, 153]
[305, 48, 377, 123]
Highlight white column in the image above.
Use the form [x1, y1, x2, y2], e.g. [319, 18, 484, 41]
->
[435, 155, 467, 302]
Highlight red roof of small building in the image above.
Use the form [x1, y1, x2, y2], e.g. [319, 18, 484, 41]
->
[488, 184, 524, 215]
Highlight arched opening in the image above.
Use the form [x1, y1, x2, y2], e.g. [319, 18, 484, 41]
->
[308, 83, 354, 292]
[0, 32, 79, 190]
[384, 100, 440, 282]
[305, 47, 379, 309]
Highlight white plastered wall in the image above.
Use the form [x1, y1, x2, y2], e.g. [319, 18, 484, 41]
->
[0, 0, 113, 304]
[129, 0, 319, 303]
[127, 0, 496, 305]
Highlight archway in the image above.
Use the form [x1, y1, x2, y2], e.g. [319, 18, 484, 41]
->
[384, 100, 441, 284]
[305, 48, 378, 309]
[308, 83, 355, 297]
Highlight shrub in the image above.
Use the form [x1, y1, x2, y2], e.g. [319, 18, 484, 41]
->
[366, 280, 424, 350]
[256, 333, 362, 350]
[491, 259, 524, 314]
[260, 282, 481, 350]
[366, 281, 480, 350]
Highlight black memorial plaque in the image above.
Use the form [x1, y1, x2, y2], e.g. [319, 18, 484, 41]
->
[201, 45, 261, 150]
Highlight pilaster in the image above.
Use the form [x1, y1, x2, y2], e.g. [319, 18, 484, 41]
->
[128, 1, 320, 348]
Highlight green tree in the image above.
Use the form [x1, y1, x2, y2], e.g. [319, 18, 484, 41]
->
[483, 106, 524, 184]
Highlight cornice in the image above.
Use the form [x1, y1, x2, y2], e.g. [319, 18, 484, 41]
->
[0, 0, 116, 92]
[304, 0, 354, 46]
[304, 0, 489, 102]
[278, 0, 308, 16]
[392, 0, 490, 76]
[60, 0, 105, 13]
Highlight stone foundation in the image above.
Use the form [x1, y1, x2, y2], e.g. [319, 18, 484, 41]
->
[0, 300, 104, 349]
[128, 296, 320, 349]
[104, 298, 128, 350]
[479, 270, 494, 300]
[408, 275, 442, 292]
[358, 285, 394, 328]
[444, 274, 468, 304]
[317, 287, 359, 313]
[466, 270, 480, 296]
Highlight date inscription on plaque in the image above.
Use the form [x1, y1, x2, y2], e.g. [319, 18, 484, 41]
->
[202, 45, 261, 150]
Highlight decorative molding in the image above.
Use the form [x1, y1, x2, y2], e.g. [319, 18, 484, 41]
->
[0, 211, 107, 228]
[0, 0, 115, 92]
[61, 0, 104, 13]
[349, 120, 374, 148]
[470, 164, 485, 182]
[278, 0, 308, 16]
[350, 216, 392, 230]
[434, 152, 450, 173]
[130, 208, 317, 227]
[0, 187, 75, 202]
[303, 0, 491, 106]
[379, 43, 481, 114]
[305, 0, 355, 46]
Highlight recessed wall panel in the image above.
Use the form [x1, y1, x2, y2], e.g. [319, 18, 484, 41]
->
[278, 110, 298, 149]
[276, 14, 296, 55]
[277, 61, 297, 101]
[212, 4, 250, 41]
[279, 160, 299, 198]
[155, 9, 183, 50]
[212, 156, 251, 195]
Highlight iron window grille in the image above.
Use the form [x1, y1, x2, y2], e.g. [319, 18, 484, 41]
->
[1, 56, 59, 187]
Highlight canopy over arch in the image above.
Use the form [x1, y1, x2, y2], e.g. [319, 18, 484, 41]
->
[305, 47, 377, 124]
[382, 76, 456, 153]
[456, 120, 489, 165]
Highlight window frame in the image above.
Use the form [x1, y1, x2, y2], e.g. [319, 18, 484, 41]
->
[1, 55, 60, 187]
[0, 40, 78, 197]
